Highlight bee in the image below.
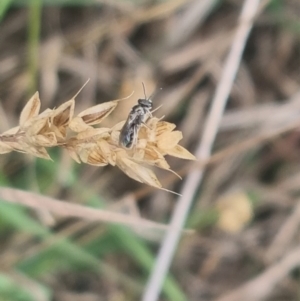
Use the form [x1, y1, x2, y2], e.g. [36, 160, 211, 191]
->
[119, 83, 154, 149]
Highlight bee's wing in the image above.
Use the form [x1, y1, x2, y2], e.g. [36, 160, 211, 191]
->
[119, 116, 135, 148]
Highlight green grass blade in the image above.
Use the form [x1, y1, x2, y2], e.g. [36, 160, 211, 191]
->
[84, 192, 187, 301]
[0, 201, 142, 294]
[28, 0, 41, 94]
[0, 273, 51, 301]
[0, 273, 35, 301]
[0, 0, 13, 22]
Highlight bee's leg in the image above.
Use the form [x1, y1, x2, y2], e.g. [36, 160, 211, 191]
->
[141, 122, 151, 129]
[132, 126, 139, 151]
[149, 105, 165, 120]
[150, 104, 163, 115]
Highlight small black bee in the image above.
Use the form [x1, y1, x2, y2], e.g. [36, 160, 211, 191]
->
[119, 83, 153, 149]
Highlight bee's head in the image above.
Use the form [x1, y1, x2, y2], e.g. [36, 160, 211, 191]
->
[138, 98, 152, 109]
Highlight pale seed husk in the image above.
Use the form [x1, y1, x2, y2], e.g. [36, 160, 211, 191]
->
[116, 154, 162, 188]
[155, 121, 176, 136]
[2, 126, 20, 136]
[19, 92, 41, 127]
[65, 146, 81, 163]
[77, 101, 118, 125]
[164, 144, 196, 160]
[157, 131, 183, 150]
[97, 139, 116, 166]
[76, 128, 111, 140]
[78, 146, 108, 166]
[69, 116, 92, 132]
[28, 133, 57, 147]
[51, 99, 75, 128]
[0, 141, 13, 154]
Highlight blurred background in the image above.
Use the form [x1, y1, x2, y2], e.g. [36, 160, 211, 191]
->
[0, 0, 300, 300]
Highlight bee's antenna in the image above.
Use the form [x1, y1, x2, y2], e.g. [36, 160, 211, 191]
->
[142, 82, 147, 99]
[142, 82, 163, 103]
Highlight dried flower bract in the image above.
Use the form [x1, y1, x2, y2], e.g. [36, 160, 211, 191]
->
[0, 87, 196, 191]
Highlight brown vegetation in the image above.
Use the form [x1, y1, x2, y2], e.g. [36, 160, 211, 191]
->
[1, 1, 300, 301]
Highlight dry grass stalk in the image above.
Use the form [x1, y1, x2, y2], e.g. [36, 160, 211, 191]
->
[0, 87, 195, 191]
[0, 187, 195, 233]
[142, 0, 263, 300]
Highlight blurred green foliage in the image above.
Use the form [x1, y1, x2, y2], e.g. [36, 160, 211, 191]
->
[0, 150, 189, 300]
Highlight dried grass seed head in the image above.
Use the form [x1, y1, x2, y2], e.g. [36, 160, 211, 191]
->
[0, 86, 195, 192]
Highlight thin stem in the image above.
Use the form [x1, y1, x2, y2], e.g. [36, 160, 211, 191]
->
[28, 0, 42, 94]
[142, 1, 263, 300]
